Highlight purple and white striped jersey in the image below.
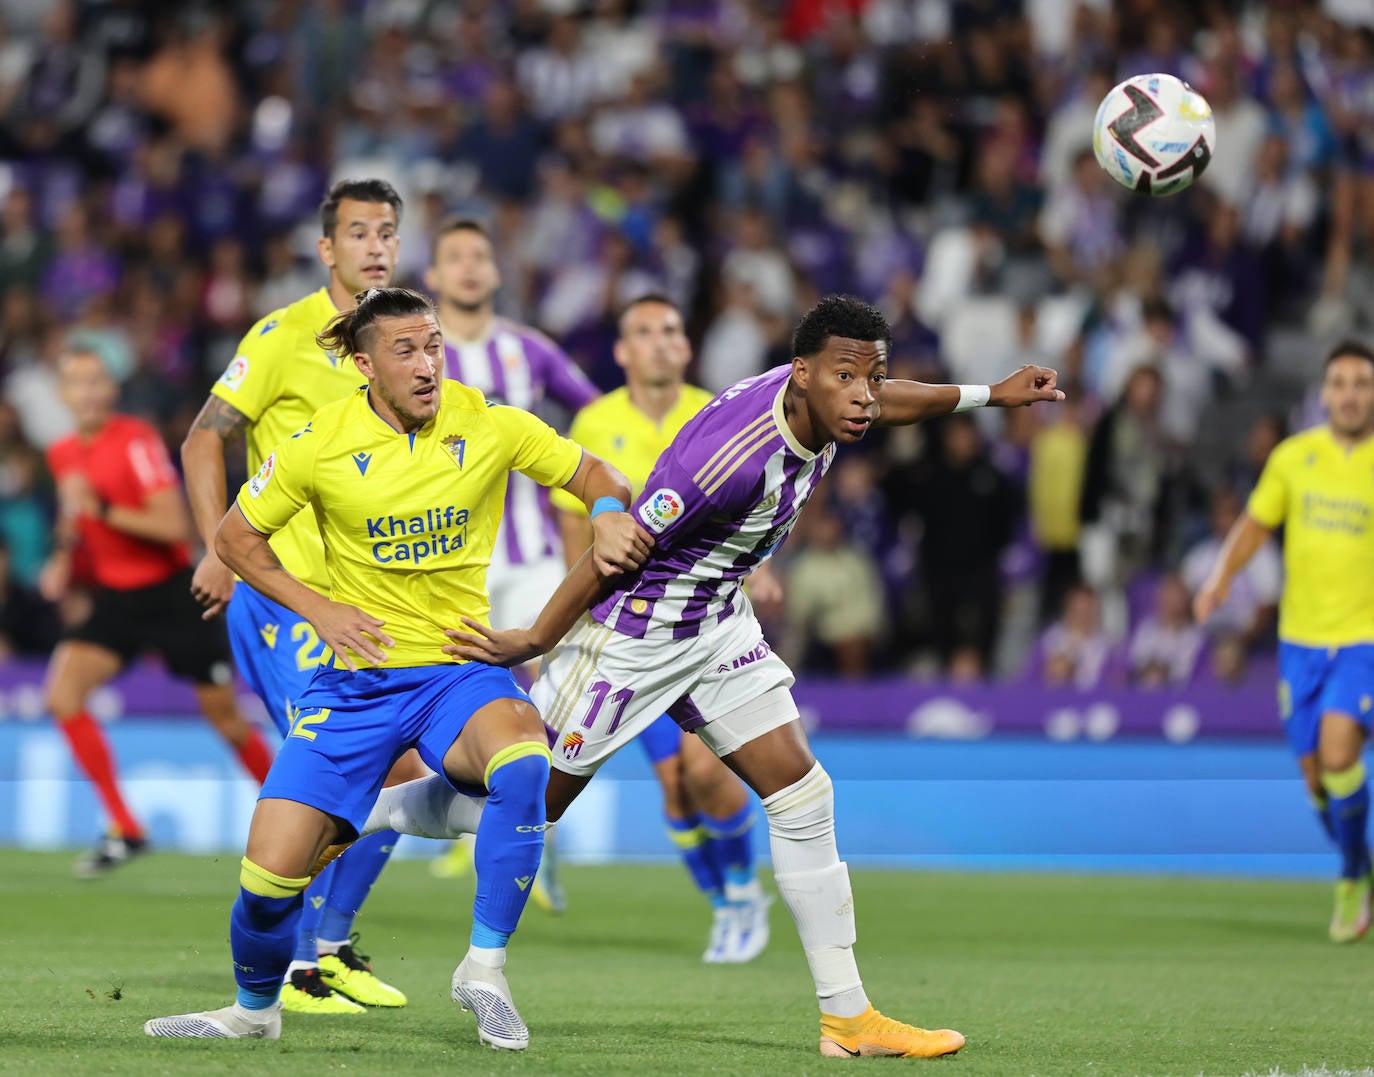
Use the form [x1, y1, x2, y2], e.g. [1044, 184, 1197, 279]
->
[593, 364, 836, 640]
[443, 319, 598, 567]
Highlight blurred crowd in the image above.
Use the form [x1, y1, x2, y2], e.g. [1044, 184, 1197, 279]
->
[0, 0, 1371, 682]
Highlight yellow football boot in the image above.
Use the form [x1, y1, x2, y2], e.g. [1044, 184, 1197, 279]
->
[280, 968, 365, 1014]
[1329, 876, 1371, 943]
[819, 1005, 965, 1059]
[318, 940, 407, 1007]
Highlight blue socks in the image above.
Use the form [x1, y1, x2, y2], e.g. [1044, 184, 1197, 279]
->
[318, 829, 399, 943]
[1322, 762, 1371, 881]
[701, 802, 756, 892]
[471, 744, 551, 947]
[666, 813, 726, 908]
[232, 857, 309, 1008]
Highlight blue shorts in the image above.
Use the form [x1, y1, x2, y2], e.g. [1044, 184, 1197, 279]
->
[259, 663, 530, 833]
[226, 584, 331, 737]
[1278, 642, 1374, 756]
[637, 712, 683, 766]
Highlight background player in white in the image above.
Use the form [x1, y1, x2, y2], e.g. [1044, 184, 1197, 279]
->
[371, 295, 1064, 1058]
[423, 216, 599, 898]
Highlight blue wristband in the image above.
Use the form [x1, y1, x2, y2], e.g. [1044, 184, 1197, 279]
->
[590, 496, 627, 519]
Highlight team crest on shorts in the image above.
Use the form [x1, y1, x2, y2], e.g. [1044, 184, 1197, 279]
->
[248, 453, 275, 498]
[442, 434, 467, 469]
[639, 488, 683, 533]
[561, 731, 585, 761]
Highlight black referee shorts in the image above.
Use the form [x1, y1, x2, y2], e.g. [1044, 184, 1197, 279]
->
[63, 568, 234, 686]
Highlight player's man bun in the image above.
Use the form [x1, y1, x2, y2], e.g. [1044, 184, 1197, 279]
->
[317, 287, 435, 360]
[792, 295, 891, 359]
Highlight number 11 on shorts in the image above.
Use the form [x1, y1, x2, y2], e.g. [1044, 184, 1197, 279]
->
[582, 680, 634, 735]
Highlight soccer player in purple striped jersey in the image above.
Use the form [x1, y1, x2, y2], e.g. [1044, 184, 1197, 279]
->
[377, 295, 1063, 1059]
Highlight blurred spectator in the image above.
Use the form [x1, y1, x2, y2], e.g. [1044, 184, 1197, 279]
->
[781, 506, 884, 679]
[1181, 487, 1280, 683]
[454, 80, 544, 201]
[1028, 398, 1088, 623]
[0, 398, 51, 587]
[1168, 199, 1266, 352]
[889, 414, 1020, 680]
[1039, 146, 1124, 286]
[1198, 62, 1267, 208]
[0, 535, 57, 656]
[139, 12, 240, 154]
[1080, 364, 1168, 598]
[1040, 583, 1110, 689]
[1127, 573, 1204, 688]
[0, 186, 51, 297]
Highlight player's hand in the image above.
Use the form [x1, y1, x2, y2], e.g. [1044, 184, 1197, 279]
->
[442, 619, 543, 668]
[746, 561, 784, 619]
[57, 473, 100, 521]
[1192, 577, 1229, 624]
[309, 601, 394, 671]
[590, 511, 654, 576]
[38, 555, 70, 602]
[988, 365, 1066, 408]
[191, 550, 237, 619]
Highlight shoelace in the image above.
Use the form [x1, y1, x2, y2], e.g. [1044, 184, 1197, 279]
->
[292, 969, 333, 998]
[334, 932, 373, 971]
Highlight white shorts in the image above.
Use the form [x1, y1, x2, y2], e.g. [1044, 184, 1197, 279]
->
[485, 556, 567, 631]
[531, 610, 796, 777]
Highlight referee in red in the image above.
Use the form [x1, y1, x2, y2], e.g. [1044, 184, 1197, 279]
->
[40, 344, 273, 877]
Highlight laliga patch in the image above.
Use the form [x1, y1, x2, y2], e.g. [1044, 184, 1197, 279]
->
[247, 452, 275, 498]
[218, 355, 249, 391]
[639, 488, 683, 534]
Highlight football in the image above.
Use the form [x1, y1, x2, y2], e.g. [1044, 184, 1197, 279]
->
[1092, 73, 1216, 196]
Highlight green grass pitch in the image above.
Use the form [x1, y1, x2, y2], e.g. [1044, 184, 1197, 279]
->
[4, 849, 1373, 1076]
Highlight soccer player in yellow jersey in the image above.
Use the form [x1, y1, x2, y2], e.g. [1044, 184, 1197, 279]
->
[544, 294, 772, 962]
[145, 288, 643, 1048]
[1196, 340, 1374, 942]
[181, 179, 415, 1013]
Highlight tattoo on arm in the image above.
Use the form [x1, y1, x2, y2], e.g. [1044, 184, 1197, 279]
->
[192, 396, 251, 443]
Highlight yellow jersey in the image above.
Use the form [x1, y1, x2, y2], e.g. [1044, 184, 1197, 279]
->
[237, 381, 583, 668]
[212, 288, 361, 589]
[1248, 425, 1374, 647]
[549, 385, 713, 516]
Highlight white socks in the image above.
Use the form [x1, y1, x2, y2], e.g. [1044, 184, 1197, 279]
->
[361, 775, 486, 839]
[763, 763, 869, 1019]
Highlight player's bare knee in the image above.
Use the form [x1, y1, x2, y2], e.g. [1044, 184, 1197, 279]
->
[761, 762, 835, 842]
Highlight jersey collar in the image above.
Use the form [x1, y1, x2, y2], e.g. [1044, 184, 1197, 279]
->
[773, 378, 820, 460]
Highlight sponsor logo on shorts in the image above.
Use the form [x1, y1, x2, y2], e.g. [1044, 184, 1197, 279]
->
[260, 623, 279, 649]
[561, 731, 585, 760]
[639, 488, 683, 533]
[247, 452, 275, 498]
[715, 640, 772, 674]
[218, 355, 249, 391]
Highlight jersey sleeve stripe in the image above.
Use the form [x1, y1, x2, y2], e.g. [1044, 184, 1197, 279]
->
[692, 411, 772, 487]
[702, 428, 781, 497]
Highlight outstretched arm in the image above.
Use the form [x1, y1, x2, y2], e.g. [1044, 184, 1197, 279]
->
[876, 365, 1065, 427]
[443, 549, 606, 667]
[559, 450, 652, 575]
[1193, 512, 1273, 624]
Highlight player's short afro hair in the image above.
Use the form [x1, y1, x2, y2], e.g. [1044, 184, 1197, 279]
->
[792, 295, 891, 359]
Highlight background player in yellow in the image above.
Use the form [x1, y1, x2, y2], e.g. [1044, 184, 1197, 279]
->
[180, 178, 416, 1013]
[1196, 340, 1374, 942]
[145, 287, 644, 1049]
[545, 294, 773, 962]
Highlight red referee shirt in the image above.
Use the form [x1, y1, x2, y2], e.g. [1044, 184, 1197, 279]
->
[47, 414, 190, 591]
